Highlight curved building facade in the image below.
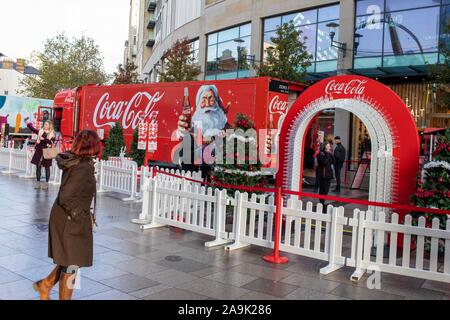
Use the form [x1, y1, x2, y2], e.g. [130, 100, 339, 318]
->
[133, 0, 449, 85]
[126, 0, 449, 159]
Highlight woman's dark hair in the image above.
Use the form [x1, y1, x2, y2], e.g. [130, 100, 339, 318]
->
[320, 142, 331, 152]
[71, 130, 101, 157]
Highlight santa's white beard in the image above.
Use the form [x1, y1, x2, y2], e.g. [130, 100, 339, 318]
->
[192, 104, 227, 139]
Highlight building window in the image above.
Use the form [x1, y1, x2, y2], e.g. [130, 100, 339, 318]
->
[354, 0, 444, 70]
[206, 23, 252, 80]
[262, 4, 340, 74]
[189, 39, 200, 65]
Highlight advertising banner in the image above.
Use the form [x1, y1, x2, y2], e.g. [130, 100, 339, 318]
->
[0, 95, 53, 133]
[80, 81, 269, 164]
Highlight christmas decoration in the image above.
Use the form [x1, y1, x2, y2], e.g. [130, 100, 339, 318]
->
[412, 128, 450, 252]
[102, 122, 125, 160]
[127, 127, 145, 167]
[213, 113, 273, 196]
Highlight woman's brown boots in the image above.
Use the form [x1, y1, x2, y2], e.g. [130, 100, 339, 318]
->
[58, 272, 75, 300]
[33, 266, 75, 300]
[32, 266, 62, 300]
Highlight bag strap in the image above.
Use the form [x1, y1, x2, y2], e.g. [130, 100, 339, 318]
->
[91, 160, 98, 227]
[93, 188, 97, 223]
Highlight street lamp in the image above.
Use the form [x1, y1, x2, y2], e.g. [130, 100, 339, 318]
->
[326, 22, 347, 57]
[354, 33, 363, 56]
[234, 38, 245, 75]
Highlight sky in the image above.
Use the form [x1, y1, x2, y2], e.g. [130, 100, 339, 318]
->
[0, 0, 130, 74]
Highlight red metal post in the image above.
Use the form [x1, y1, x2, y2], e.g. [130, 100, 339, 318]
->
[263, 187, 288, 264]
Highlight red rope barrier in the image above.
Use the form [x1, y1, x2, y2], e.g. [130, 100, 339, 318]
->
[153, 169, 450, 216]
[283, 190, 450, 215]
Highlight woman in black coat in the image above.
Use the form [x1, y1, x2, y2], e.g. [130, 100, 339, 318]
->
[26, 119, 56, 190]
[317, 142, 335, 207]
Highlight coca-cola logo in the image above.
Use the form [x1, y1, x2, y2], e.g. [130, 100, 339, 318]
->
[325, 79, 367, 96]
[93, 91, 165, 130]
[64, 96, 74, 103]
[269, 95, 288, 115]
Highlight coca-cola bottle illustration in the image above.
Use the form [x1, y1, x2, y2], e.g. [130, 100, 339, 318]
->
[269, 114, 276, 133]
[182, 87, 192, 129]
[266, 114, 275, 155]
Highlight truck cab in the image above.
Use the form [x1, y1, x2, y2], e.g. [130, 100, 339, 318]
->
[52, 88, 77, 142]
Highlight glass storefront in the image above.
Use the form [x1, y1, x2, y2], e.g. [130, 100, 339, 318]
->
[262, 4, 340, 73]
[205, 23, 252, 80]
[354, 0, 448, 69]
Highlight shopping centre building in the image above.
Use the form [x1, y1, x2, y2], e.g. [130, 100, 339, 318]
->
[124, 0, 449, 162]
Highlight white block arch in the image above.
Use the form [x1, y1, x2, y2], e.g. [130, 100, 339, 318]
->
[276, 75, 420, 210]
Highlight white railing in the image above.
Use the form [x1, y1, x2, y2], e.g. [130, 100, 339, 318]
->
[0, 146, 57, 180]
[347, 211, 450, 283]
[19, 147, 36, 179]
[49, 162, 63, 185]
[0, 147, 12, 172]
[134, 176, 231, 247]
[97, 159, 138, 201]
[135, 171, 450, 284]
[0, 146, 32, 175]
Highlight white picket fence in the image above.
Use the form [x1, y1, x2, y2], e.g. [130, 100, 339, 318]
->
[137, 173, 450, 284]
[97, 159, 138, 201]
[0, 146, 203, 202]
[226, 193, 347, 274]
[49, 162, 63, 185]
[0, 146, 35, 177]
[133, 177, 231, 247]
[135, 166, 202, 200]
[347, 211, 450, 283]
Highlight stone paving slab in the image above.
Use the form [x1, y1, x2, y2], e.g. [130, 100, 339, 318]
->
[0, 173, 448, 300]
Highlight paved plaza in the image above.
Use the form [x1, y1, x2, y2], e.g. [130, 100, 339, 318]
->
[0, 173, 449, 300]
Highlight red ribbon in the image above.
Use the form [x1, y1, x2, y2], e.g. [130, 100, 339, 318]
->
[153, 169, 450, 216]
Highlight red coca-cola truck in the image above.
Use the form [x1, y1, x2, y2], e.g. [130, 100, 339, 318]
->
[51, 77, 306, 166]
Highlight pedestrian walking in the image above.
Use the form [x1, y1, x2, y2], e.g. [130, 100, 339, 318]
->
[25, 118, 56, 190]
[317, 142, 335, 207]
[333, 136, 346, 192]
[32, 130, 101, 300]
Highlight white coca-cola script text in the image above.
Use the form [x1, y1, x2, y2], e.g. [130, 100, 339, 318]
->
[325, 79, 367, 95]
[93, 91, 165, 130]
[269, 95, 289, 115]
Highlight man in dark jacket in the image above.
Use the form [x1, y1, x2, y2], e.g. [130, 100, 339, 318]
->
[333, 136, 346, 192]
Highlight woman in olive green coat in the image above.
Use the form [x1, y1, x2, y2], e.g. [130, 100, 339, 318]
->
[33, 130, 101, 300]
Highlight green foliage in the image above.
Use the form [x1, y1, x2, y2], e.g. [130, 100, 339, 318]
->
[412, 129, 450, 232]
[160, 38, 201, 82]
[102, 122, 125, 160]
[128, 127, 145, 167]
[257, 21, 312, 83]
[113, 62, 139, 85]
[19, 32, 108, 99]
